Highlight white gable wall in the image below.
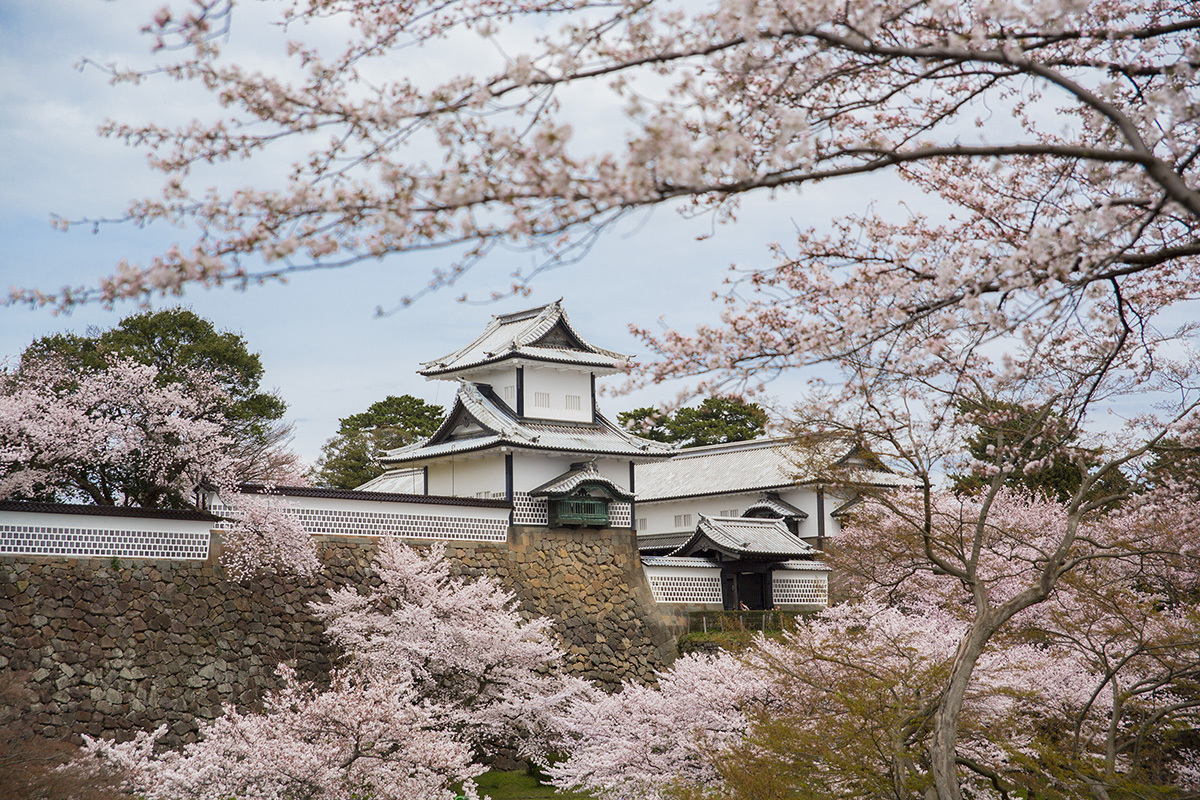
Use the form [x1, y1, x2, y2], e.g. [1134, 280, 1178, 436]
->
[513, 452, 631, 494]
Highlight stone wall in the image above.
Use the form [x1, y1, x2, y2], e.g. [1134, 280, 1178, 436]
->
[0, 526, 677, 747]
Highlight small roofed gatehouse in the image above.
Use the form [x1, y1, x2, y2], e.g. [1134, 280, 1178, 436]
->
[634, 438, 915, 611]
[360, 301, 675, 529]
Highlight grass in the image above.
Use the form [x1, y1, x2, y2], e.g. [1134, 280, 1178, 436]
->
[464, 769, 597, 800]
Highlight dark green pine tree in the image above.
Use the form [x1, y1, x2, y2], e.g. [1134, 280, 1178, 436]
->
[950, 397, 1128, 504]
[309, 396, 445, 489]
[618, 397, 768, 448]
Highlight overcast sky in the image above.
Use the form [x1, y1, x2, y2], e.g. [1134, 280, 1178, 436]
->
[0, 1, 906, 464]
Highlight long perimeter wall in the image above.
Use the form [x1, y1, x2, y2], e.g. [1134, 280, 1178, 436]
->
[1, 504, 678, 748]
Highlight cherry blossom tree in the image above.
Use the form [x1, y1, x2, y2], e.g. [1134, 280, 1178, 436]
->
[0, 355, 233, 508]
[80, 541, 582, 798]
[825, 490, 1200, 794]
[547, 652, 776, 799]
[312, 540, 590, 757]
[7, 0, 1194, 315]
[79, 664, 483, 800]
[218, 490, 321, 581]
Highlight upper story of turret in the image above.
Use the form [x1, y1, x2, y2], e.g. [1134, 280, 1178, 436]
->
[418, 300, 627, 425]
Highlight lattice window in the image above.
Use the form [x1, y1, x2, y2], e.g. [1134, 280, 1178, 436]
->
[210, 499, 508, 542]
[637, 517, 647, 531]
[647, 573, 723, 604]
[511, 492, 548, 525]
[0, 523, 209, 560]
[772, 574, 828, 606]
[503, 385, 516, 402]
[565, 394, 581, 410]
[609, 501, 631, 529]
[674, 513, 692, 528]
[533, 391, 551, 408]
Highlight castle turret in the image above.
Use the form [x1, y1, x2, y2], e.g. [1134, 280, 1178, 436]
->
[358, 301, 674, 529]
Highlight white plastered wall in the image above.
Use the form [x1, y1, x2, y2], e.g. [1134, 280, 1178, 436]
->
[473, 366, 518, 413]
[425, 454, 506, 498]
[635, 486, 844, 540]
[512, 453, 631, 494]
[521, 367, 593, 423]
[0, 509, 213, 560]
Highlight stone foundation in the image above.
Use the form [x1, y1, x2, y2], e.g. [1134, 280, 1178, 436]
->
[0, 527, 677, 747]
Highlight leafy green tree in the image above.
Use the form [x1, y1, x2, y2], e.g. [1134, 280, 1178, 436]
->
[22, 309, 286, 442]
[16, 308, 298, 489]
[949, 397, 1128, 504]
[618, 397, 768, 448]
[309, 396, 444, 489]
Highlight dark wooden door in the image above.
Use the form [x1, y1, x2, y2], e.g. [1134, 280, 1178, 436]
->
[736, 573, 767, 610]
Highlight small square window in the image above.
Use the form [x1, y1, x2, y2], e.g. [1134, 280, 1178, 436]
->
[674, 513, 692, 528]
[534, 391, 551, 408]
[565, 394, 581, 410]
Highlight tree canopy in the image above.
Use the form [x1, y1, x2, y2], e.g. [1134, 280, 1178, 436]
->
[948, 397, 1130, 505]
[1, 309, 301, 507]
[0, 357, 232, 508]
[618, 397, 767, 448]
[18, 309, 295, 484]
[309, 395, 444, 490]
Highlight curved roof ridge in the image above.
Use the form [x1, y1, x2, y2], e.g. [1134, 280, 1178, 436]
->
[528, 461, 635, 500]
[671, 514, 816, 559]
[419, 301, 628, 377]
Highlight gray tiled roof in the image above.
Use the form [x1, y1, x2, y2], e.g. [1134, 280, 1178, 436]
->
[354, 469, 425, 494]
[641, 555, 721, 569]
[529, 462, 634, 500]
[636, 531, 694, 553]
[742, 492, 808, 519]
[419, 300, 628, 377]
[676, 515, 817, 559]
[774, 559, 833, 572]
[635, 437, 915, 501]
[381, 383, 674, 465]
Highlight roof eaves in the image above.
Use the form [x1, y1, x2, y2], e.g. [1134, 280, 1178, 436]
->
[236, 484, 512, 509]
[636, 482, 797, 503]
[0, 501, 220, 522]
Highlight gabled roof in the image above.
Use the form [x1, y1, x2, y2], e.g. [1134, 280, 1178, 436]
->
[742, 492, 808, 520]
[673, 515, 817, 560]
[419, 300, 628, 378]
[635, 436, 916, 502]
[381, 382, 675, 466]
[529, 461, 634, 501]
[353, 469, 425, 494]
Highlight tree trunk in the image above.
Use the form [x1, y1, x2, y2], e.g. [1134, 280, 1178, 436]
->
[929, 618, 995, 800]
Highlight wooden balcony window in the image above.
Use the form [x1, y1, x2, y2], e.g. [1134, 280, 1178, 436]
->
[548, 496, 610, 528]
